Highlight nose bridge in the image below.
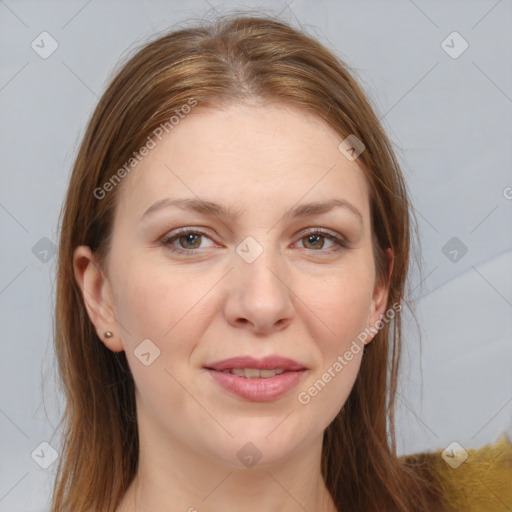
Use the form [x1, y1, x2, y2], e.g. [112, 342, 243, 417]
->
[225, 233, 294, 332]
[235, 234, 287, 297]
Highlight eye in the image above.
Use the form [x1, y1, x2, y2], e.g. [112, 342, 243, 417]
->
[296, 229, 348, 252]
[160, 229, 215, 254]
[160, 227, 348, 256]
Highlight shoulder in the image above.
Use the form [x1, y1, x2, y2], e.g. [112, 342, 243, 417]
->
[402, 435, 512, 511]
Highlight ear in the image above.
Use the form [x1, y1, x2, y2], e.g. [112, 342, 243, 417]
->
[366, 248, 394, 341]
[73, 245, 124, 352]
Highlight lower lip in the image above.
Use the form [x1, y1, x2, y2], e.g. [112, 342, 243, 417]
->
[206, 369, 306, 402]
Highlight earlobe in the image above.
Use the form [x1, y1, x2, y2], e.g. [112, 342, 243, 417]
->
[73, 246, 124, 352]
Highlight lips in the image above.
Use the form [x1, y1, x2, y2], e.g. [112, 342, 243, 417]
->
[205, 355, 306, 372]
[204, 355, 307, 401]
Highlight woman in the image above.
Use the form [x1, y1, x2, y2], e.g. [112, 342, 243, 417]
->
[51, 13, 510, 512]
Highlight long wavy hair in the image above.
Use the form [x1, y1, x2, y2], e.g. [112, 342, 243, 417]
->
[52, 12, 443, 512]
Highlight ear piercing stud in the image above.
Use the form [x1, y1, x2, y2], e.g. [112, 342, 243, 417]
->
[104, 331, 113, 338]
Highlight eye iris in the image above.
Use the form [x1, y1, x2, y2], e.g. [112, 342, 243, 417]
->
[179, 233, 201, 249]
[304, 234, 324, 249]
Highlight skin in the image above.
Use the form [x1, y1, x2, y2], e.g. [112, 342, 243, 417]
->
[74, 102, 392, 512]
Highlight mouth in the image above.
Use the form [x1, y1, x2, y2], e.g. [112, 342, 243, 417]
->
[204, 355, 307, 401]
[215, 367, 287, 378]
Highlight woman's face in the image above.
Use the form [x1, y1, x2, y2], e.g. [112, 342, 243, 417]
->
[89, 103, 389, 468]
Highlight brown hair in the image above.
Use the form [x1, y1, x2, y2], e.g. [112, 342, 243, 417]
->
[52, 12, 443, 512]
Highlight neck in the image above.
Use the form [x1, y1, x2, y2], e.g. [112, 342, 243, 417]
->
[117, 407, 337, 512]
[120, 464, 337, 512]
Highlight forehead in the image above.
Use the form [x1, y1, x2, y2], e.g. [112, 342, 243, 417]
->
[114, 103, 370, 224]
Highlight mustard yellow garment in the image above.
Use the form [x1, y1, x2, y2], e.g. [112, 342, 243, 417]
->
[405, 436, 512, 511]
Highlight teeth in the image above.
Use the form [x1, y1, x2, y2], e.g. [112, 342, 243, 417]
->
[244, 368, 260, 378]
[222, 368, 286, 378]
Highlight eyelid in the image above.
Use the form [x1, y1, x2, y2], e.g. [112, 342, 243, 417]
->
[295, 226, 348, 242]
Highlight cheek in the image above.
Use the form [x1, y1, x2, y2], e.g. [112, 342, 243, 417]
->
[109, 251, 214, 346]
[296, 260, 374, 404]
[110, 259, 210, 422]
[108, 251, 224, 408]
[302, 263, 375, 347]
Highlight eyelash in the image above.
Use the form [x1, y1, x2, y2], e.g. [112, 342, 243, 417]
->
[160, 228, 348, 256]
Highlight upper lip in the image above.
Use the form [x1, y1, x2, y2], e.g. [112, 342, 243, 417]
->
[205, 355, 306, 372]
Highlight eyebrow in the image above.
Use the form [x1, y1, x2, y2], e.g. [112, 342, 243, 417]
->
[140, 197, 363, 225]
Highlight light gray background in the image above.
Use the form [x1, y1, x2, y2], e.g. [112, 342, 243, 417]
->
[1, 0, 511, 510]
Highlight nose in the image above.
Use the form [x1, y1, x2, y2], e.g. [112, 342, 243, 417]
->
[223, 244, 294, 335]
